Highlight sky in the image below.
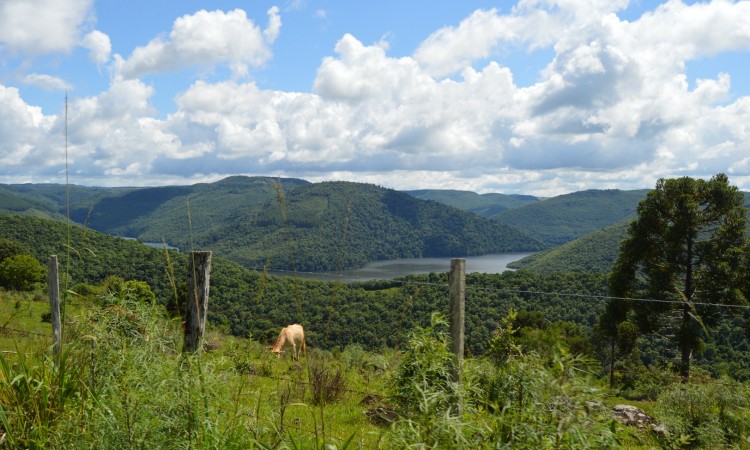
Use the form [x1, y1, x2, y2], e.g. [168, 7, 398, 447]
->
[1, 0, 749, 196]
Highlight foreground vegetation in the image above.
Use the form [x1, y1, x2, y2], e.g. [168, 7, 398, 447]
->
[3, 288, 749, 449]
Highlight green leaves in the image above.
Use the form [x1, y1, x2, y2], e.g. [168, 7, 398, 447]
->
[608, 173, 749, 380]
[0, 254, 46, 291]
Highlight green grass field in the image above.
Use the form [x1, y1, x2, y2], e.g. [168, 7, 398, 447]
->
[1, 288, 748, 449]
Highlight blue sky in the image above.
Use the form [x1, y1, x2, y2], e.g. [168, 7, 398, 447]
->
[1, 0, 749, 196]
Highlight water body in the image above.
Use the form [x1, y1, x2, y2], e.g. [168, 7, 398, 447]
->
[142, 242, 179, 251]
[120, 236, 179, 251]
[272, 252, 534, 283]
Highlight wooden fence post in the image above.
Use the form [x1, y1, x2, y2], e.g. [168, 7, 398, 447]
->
[449, 258, 465, 385]
[183, 251, 212, 353]
[48, 255, 61, 357]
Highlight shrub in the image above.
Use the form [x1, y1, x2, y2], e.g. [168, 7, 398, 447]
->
[308, 357, 346, 406]
[389, 312, 457, 416]
[122, 280, 156, 304]
[0, 254, 46, 291]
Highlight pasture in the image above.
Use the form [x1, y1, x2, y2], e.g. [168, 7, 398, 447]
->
[3, 285, 748, 449]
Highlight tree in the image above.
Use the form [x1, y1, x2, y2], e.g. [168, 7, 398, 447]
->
[122, 280, 156, 304]
[0, 254, 47, 291]
[609, 174, 748, 381]
[0, 237, 30, 263]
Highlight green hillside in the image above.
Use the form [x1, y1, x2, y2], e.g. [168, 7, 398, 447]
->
[508, 191, 750, 275]
[406, 189, 539, 216]
[508, 221, 630, 274]
[203, 181, 544, 271]
[491, 189, 649, 246]
[26, 177, 544, 272]
[0, 183, 134, 218]
[0, 211, 594, 351]
[68, 176, 309, 236]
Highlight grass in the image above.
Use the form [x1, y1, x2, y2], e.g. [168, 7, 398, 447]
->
[2, 288, 750, 449]
[0, 289, 392, 448]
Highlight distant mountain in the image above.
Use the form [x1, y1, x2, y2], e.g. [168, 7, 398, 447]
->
[67, 176, 309, 240]
[196, 181, 544, 271]
[0, 183, 135, 221]
[491, 189, 650, 246]
[508, 191, 750, 275]
[0, 177, 543, 272]
[405, 189, 539, 217]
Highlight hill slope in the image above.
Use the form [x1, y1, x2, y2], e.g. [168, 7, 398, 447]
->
[197, 181, 545, 271]
[491, 189, 649, 246]
[508, 221, 631, 275]
[0, 183, 134, 219]
[406, 189, 539, 217]
[69, 176, 310, 238]
[509, 191, 750, 275]
[1, 177, 544, 272]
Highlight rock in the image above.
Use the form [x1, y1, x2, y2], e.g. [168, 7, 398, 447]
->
[613, 404, 667, 438]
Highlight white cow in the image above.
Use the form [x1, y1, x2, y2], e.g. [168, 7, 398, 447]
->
[271, 324, 307, 360]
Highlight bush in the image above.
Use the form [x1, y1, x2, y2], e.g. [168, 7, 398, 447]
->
[389, 312, 458, 415]
[308, 357, 346, 405]
[122, 280, 156, 304]
[0, 254, 46, 291]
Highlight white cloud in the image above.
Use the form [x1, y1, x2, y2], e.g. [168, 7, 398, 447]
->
[0, 84, 56, 172]
[264, 7, 282, 44]
[3, 0, 750, 195]
[119, 8, 281, 79]
[0, 0, 92, 54]
[22, 73, 73, 91]
[81, 30, 111, 64]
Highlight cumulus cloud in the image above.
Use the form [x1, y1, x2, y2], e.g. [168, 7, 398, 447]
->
[81, 30, 111, 64]
[0, 84, 56, 172]
[0, 0, 92, 54]
[22, 73, 73, 91]
[119, 8, 281, 79]
[3, 0, 750, 196]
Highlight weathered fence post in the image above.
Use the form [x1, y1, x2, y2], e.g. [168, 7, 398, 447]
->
[183, 251, 212, 353]
[449, 258, 465, 385]
[48, 255, 61, 357]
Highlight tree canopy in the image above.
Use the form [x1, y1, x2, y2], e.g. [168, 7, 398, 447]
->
[608, 174, 749, 380]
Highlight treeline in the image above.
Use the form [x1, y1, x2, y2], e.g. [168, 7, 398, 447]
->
[3, 209, 750, 381]
[0, 211, 605, 354]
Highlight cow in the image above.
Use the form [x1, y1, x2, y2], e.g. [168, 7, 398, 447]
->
[270, 324, 307, 360]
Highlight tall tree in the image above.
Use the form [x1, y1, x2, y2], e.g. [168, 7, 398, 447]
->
[608, 174, 748, 381]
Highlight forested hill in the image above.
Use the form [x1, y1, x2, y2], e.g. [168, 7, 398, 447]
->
[69, 176, 310, 237]
[405, 189, 539, 217]
[490, 189, 649, 246]
[0, 183, 134, 219]
[0, 211, 602, 353]
[508, 221, 631, 275]
[509, 191, 750, 275]
[0, 177, 544, 272]
[189, 181, 544, 271]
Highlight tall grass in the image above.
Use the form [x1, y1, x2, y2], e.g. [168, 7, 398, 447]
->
[3, 286, 750, 448]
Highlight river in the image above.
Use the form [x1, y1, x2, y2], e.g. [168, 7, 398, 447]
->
[270, 252, 534, 283]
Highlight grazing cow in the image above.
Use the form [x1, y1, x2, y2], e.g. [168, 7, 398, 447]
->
[271, 324, 307, 360]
